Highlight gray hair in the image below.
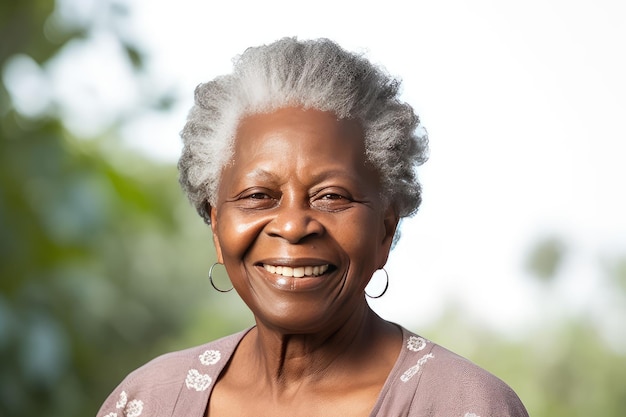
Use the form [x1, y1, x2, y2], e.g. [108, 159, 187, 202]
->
[178, 37, 428, 224]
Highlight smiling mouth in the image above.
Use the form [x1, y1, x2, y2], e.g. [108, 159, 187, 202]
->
[262, 264, 330, 278]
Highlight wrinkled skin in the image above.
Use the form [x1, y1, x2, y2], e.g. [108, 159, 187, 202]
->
[207, 107, 402, 416]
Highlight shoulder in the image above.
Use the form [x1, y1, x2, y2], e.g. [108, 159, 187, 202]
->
[426, 344, 527, 414]
[96, 330, 248, 417]
[397, 328, 529, 417]
[122, 331, 243, 390]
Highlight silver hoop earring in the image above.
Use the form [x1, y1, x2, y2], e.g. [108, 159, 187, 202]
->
[208, 262, 233, 293]
[365, 268, 389, 299]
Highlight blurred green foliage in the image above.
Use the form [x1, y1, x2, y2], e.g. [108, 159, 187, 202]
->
[0, 1, 249, 416]
[526, 236, 567, 283]
[1, 1, 625, 416]
[424, 306, 626, 417]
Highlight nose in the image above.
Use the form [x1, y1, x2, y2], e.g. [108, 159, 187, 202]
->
[265, 200, 325, 244]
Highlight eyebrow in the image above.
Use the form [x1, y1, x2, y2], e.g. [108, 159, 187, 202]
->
[242, 168, 278, 182]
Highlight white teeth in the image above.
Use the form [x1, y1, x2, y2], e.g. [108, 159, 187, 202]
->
[263, 264, 329, 277]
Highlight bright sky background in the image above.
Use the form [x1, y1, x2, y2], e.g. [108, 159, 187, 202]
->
[11, 0, 624, 340]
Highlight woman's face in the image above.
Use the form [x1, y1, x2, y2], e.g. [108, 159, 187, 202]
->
[210, 107, 398, 333]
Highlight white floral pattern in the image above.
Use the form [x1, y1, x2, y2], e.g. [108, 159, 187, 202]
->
[101, 391, 143, 417]
[406, 336, 427, 352]
[115, 391, 127, 409]
[184, 349, 221, 392]
[400, 353, 434, 382]
[199, 349, 221, 366]
[185, 369, 212, 392]
[125, 400, 144, 417]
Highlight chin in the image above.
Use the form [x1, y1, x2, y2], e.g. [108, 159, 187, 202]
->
[252, 300, 367, 335]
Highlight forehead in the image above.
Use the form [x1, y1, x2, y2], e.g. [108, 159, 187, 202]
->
[231, 107, 367, 165]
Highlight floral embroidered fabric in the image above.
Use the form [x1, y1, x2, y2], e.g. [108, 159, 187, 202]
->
[97, 326, 528, 417]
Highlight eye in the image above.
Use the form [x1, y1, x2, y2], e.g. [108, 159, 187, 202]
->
[248, 192, 271, 200]
[235, 189, 278, 209]
[321, 193, 344, 200]
[311, 189, 354, 211]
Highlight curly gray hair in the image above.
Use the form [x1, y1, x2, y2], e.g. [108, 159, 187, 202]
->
[178, 37, 428, 224]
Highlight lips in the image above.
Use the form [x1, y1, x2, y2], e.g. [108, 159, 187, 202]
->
[263, 264, 329, 278]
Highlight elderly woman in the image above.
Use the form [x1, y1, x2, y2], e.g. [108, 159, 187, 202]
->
[98, 38, 528, 417]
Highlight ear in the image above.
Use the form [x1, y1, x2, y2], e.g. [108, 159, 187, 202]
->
[210, 205, 224, 264]
[377, 206, 400, 268]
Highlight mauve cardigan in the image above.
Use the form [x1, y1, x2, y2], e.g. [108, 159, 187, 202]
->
[97, 326, 529, 417]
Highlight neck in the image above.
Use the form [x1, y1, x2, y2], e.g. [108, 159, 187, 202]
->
[248, 303, 393, 388]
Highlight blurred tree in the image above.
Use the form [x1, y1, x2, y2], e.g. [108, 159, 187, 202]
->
[0, 1, 248, 416]
[422, 237, 626, 417]
[525, 235, 567, 283]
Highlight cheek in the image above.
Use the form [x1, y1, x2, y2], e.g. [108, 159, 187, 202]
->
[216, 212, 269, 260]
[337, 212, 387, 263]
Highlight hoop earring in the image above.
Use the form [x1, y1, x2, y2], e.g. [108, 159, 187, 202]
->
[208, 262, 233, 293]
[365, 268, 389, 299]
